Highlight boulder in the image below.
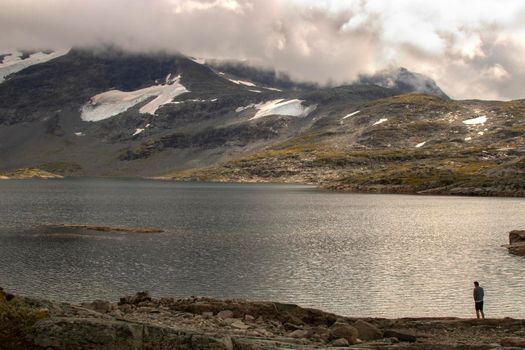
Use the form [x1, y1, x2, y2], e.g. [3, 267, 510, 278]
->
[500, 337, 525, 347]
[505, 230, 525, 256]
[353, 319, 383, 341]
[383, 329, 417, 342]
[220, 318, 237, 326]
[331, 338, 350, 347]
[90, 300, 112, 313]
[307, 326, 331, 343]
[329, 322, 358, 344]
[254, 328, 274, 337]
[289, 329, 309, 338]
[217, 310, 234, 319]
[509, 230, 525, 244]
[231, 320, 250, 330]
[118, 304, 132, 313]
[119, 291, 152, 305]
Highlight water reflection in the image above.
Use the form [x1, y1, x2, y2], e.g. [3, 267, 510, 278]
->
[0, 178, 524, 318]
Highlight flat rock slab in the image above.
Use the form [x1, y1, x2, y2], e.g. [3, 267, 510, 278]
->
[30, 317, 232, 350]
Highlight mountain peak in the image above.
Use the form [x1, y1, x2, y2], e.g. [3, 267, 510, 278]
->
[357, 67, 449, 100]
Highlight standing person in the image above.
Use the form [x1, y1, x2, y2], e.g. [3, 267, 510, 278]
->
[473, 281, 485, 319]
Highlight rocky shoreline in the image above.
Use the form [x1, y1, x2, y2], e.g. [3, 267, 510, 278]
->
[2, 289, 525, 350]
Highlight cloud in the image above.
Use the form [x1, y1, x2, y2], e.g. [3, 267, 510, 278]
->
[1, 0, 525, 100]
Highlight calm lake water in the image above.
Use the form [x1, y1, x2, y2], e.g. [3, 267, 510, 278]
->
[0, 178, 524, 318]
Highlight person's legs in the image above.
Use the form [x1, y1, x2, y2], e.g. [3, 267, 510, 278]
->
[479, 302, 485, 319]
[475, 302, 482, 318]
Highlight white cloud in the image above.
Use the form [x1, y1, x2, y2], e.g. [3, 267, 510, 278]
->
[1, 0, 525, 100]
[170, 0, 249, 14]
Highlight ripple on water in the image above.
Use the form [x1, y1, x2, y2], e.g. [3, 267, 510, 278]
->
[0, 179, 524, 318]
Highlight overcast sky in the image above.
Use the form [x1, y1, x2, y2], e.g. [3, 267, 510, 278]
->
[1, 0, 525, 100]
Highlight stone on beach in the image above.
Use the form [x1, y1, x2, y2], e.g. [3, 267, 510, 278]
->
[244, 314, 255, 322]
[329, 322, 359, 344]
[217, 310, 234, 319]
[331, 337, 350, 347]
[289, 329, 309, 338]
[383, 329, 417, 342]
[500, 337, 525, 347]
[353, 319, 383, 340]
[119, 291, 152, 305]
[86, 299, 112, 313]
[231, 320, 250, 330]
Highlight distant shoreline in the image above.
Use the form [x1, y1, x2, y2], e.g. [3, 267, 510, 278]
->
[2, 172, 525, 198]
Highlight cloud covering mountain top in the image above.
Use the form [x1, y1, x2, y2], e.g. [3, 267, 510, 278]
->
[1, 0, 525, 100]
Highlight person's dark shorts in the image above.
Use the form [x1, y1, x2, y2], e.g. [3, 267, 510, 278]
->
[475, 301, 484, 311]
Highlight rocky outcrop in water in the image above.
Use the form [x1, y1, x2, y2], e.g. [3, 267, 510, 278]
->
[48, 224, 164, 234]
[504, 230, 525, 255]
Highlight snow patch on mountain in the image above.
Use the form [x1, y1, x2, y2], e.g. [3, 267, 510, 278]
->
[80, 75, 189, 122]
[342, 110, 360, 120]
[235, 104, 256, 113]
[228, 78, 256, 87]
[373, 118, 388, 126]
[462, 115, 487, 125]
[190, 57, 206, 65]
[236, 99, 316, 119]
[249, 99, 316, 120]
[0, 49, 69, 83]
[170, 98, 218, 104]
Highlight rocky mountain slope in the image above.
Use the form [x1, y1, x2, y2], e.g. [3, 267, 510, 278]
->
[0, 47, 523, 196]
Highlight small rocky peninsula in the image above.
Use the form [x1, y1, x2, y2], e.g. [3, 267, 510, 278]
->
[0, 167, 63, 180]
[1, 289, 524, 350]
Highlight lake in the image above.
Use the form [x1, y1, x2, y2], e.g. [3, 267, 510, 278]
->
[0, 178, 524, 318]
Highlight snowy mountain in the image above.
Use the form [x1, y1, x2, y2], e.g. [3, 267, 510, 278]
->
[0, 47, 522, 196]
